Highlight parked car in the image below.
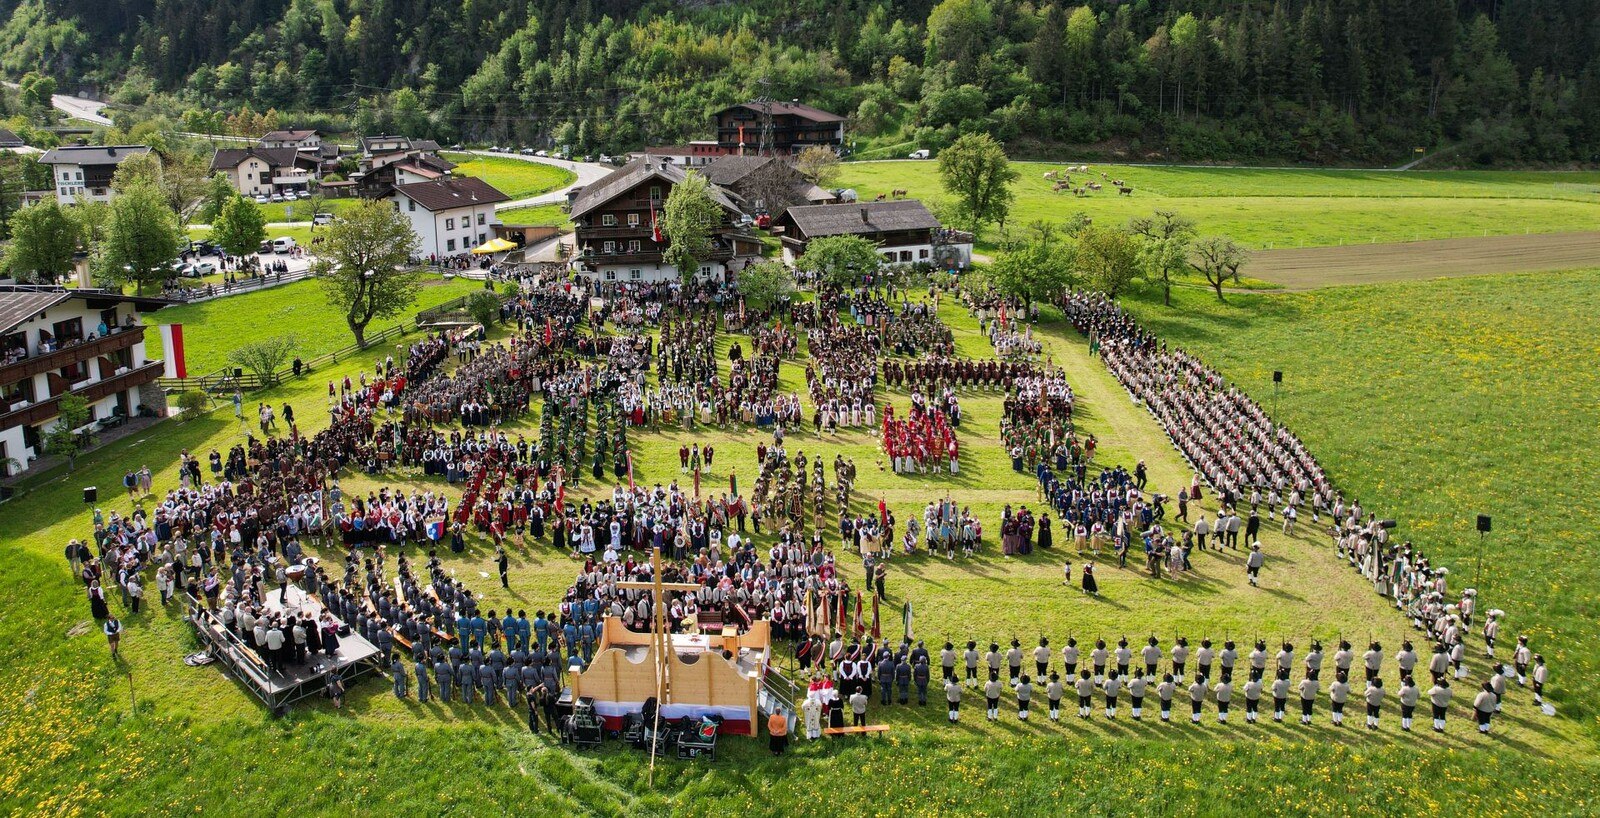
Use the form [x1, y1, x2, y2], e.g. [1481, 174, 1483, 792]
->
[194, 261, 218, 276]
[535, 150, 549, 158]
[253, 195, 270, 204]
[258, 240, 273, 254]
[519, 147, 536, 155]
[296, 190, 312, 199]
[174, 262, 197, 278]
[272, 237, 297, 253]
[269, 193, 285, 203]
[908, 149, 931, 160]
[312, 212, 335, 225]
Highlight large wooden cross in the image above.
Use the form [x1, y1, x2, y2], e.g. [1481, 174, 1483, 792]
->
[617, 546, 699, 780]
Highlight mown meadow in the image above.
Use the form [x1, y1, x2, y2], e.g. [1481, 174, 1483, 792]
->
[839, 161, 1600, 250]
[2, 273, 1596, 816]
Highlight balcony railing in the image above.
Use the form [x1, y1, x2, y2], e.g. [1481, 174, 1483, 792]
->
[0, 326, 144, 388]
[0, 360, 163, 429]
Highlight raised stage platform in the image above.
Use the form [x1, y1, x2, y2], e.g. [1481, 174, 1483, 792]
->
[189, 586, 382, 712]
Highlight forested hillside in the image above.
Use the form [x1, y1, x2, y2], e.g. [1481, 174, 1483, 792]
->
[2, 0, 1598, 164]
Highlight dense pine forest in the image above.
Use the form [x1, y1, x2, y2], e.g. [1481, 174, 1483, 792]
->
[1, 0, 1597, 164]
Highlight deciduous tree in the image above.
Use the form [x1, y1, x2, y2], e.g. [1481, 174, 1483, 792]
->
[1128, 210, 1197, 306]
[101, 183, 181, 295]
[797, 235, 882, 288]
[5, 199, 80, 283]
[211, 194, 268, 258]
[937, 133, 1017, 236]
[1188, 236, 1249, 302]
[311, 199, 421, 347]
[661, 170, 724, 284]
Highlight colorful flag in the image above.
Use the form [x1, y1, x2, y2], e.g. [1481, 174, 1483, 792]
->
[158, 323, 187, 379]
[852, 592, 864, 637]
[870, 594, 881, 639]
[626, 453, 635, 492]
[651, 209, 663, 243]
[544, 317, 553, 345]
[425, 519, 444, 541]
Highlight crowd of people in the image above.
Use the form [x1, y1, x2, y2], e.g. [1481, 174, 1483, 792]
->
[880, 398, 959, 475]
[1061, 290, 1546, 724]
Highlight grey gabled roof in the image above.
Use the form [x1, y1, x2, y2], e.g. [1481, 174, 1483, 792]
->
[569, 158, 741, 219]
[37, 145, 151, 166]
[209, 146, 302, 172]
[0, 288, 172, 335]
[393, 176, 509, 211]
[702, 155, 779, 186]
[782, 199, 941, 239]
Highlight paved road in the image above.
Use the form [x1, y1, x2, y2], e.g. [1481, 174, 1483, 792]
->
[1246, 231, 1600, 290]
[51, 93, 112, 125]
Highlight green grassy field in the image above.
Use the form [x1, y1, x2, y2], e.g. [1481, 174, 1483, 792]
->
[839, 161, 1600, 249]
[3, 276, 1597, 815]
[1125, 271, 1600, 726]
[495, 203, 571, 226]
[142, 276, 482, 376]
[443, 153, 577, 200]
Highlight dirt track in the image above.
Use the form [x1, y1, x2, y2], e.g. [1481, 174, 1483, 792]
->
[1247, 231, 1600, 289]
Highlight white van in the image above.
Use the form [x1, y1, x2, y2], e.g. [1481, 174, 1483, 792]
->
[908, 149, 931, 160]
[312, 213, 335, 225]
[271, 237, 297, 253]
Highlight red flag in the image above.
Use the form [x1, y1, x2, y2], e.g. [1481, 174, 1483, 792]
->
[870, 594, 881, 639]
[555, 482, 565, 516]
[651, 209, 663, 243]
[853, 592, 865, 637]
[626, 453, 635, 492]
[693, 466, 701, 498]
[544, 316, 553, 345]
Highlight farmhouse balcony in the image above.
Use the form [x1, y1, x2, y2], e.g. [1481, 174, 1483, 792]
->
[0, 360, 163, 430]
[0, 326, 144, 388]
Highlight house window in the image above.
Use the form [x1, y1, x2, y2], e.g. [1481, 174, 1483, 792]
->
[630, 269, 642, 280]
[900, 251, 912, 262]
[604, 270, 616, 281]
[75, 171, 82, 181]
[627, 240, 640, 253]
[627, 213, 639, 227]
[445, 218, 455, 230]
[602, 241, 616, 254]
[447, 239, 456, 252]
[649, 186, 662, 201]
[478, 233, 486, 244]
[700, 265, 711, 277]
[919, 249, 930, 259]
[477, 213, 485, 225]
[408, 199, 416, 211]
[602, 214, 617, 227]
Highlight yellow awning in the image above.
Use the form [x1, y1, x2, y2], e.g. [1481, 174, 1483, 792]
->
[471, 237, 517, 254]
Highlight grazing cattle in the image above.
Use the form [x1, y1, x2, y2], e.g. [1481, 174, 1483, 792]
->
[1052, 181, 1070, 192]
[874, 193, 887, 202]
[1112, 179, 1124, 187]
[1088, 182, 1102, 191]
[1074, 187, 1086, 196]
[1119, 186, 1134, 196]
[892, 188, 908, 199]
[1044, 171, 1057, 179]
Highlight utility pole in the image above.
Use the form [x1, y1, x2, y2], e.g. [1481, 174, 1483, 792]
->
[756, 76, 773, 157]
